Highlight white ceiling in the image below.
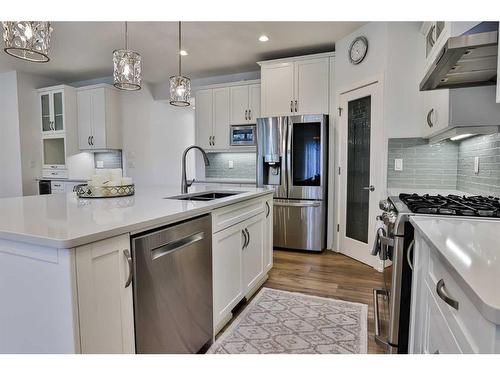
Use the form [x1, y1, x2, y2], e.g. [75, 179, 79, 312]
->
[0, 21, 365, 84]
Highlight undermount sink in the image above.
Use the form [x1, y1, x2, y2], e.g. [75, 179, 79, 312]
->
[166, 191, 243, 201]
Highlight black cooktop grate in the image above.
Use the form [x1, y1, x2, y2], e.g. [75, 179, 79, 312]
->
[399, 193, 500, 217]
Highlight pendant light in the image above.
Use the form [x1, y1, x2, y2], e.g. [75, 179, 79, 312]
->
[169, 21, 191, 107]
[2, 21, 52, 62]
[113, 21, 142, 91]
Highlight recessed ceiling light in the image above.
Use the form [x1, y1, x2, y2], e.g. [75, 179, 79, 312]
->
[179, 50, 188, 56]
[258, 35, 269, 42]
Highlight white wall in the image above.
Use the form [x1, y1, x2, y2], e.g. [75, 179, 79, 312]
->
[0, 71, 23, 198]
[16, 72, 60, 195]
[329, 22, 423, 251]
[120, 83, 195, 187]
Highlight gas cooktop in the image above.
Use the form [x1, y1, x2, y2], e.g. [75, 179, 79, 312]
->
[399, 193, 500, 218]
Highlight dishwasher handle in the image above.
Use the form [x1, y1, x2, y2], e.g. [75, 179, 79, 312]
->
[151, 232, 205, 260]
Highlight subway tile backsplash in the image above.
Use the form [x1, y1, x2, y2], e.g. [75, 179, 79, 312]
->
[205, 152, 256, 179]
[387, 134, 500, 197]
[457, 133, 500, 197]
[387, 138, 459, 189]
[94, 150, 123, 169]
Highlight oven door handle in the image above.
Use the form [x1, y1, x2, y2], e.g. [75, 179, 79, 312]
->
[373, 288, 392, 350]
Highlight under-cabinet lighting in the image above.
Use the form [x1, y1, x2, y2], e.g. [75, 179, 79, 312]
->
[450, 134, 473, 141]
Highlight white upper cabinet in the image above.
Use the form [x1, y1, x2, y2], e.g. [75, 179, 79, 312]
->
[212, 87, 230, 150]
[421, 89, 450, 138]
[260, 62, 294, 117]
[40, 89, 65, 134]
[294, 58, 330, 115]
[230, 84, 261, 124]
[195, 81, 259, 151]
[259, 54, 331, 117]
[195, 89, 213, 150]
[77, 84, 121, 151]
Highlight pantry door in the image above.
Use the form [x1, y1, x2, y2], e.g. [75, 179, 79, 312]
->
[338, 81, 384, 269]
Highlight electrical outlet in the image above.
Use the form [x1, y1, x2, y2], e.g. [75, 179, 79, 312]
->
[394, 158, 403, 171]
[474, 156, 480, 174]
[96, 160, 104, 168]
[228, 160, 234, 169]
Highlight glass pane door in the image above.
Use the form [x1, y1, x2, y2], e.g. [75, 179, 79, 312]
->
[53, 92, 64, 131]
[43, 138, 66, 166]
[292, 122, 321, 186]
[345, 95, 371, 243]
[41, 94, 51, 132]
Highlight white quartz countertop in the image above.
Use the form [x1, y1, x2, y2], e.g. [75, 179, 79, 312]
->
[410, 216, 500, 324]
[0, 185, 272, 249]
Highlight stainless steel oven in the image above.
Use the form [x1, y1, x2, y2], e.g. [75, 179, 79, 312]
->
[230, 125, 256, 146]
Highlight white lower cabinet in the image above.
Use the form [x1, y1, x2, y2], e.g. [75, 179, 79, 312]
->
[212, 195, 273, 334]
[212, 221, 245, 331]
[409, 232, 500, 354]
[75, 234, 135, 354]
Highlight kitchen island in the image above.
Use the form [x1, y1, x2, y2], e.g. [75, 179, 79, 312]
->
[409, 216, 500, 353]
[0, 185, 274, 353]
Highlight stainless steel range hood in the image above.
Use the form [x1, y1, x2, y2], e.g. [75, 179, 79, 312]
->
[420, 22, 498, 91]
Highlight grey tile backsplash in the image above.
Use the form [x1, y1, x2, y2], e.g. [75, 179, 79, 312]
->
[206, 153, 256, 179]
[94, 150, 123, 169]
[457, 133, 500, 197]
[387, 134, 500, 196]
[387, 138, 459, 189]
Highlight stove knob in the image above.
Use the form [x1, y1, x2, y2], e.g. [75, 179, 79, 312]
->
[379, 199, 394, 211]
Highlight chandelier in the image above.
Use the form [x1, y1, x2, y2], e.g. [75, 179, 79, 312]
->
[2, 21, 52, 62]
[169, 21, 191, 106]
[113, 22, 142, 91]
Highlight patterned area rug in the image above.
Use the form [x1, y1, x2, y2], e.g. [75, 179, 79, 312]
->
[208, 287, 368, 354]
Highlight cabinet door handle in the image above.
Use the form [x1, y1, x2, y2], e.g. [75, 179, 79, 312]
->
[427, 108, 434, 128]
[406, 239, 415, 271]
[212, 135, 215, 146]
[248, 109, 252, 120]
[290, 100, 293, 113]
[294, 100, 298, 113]
[436, 279, 459, 310]
[428, 24, 436, 47]
[123, 249, 133, 288]
[91, 136, 94, 146]
[265, 201, 270, 218]
[242, 229, 248, 249]
[245, 228, 250, 246]
[245, 109, 248, 120]
[88, 136, 91, 146]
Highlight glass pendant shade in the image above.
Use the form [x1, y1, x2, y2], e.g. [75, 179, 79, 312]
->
[169, 75, 191, 106]
[113, 49, 142, 90]
[2, 21, 52, 62]
[169, 22, 191, 107]
[113, 22, 142, 91]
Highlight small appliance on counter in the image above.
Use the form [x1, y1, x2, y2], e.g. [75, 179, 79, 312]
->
[256, 114, 328, 251]
[371, 192, 500, 354]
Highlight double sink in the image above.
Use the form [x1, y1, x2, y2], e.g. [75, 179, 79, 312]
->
[166, 191, 243, 202]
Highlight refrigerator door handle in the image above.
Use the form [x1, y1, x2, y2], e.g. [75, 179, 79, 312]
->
[286, 117, 293, 197]
[273, 201, 321, 208]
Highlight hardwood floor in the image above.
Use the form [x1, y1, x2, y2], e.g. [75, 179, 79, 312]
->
[263, 249, 386, 354]
[222, 249, 387, 354]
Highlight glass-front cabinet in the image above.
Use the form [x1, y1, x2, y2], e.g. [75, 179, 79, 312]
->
[39, 89, 65, 134]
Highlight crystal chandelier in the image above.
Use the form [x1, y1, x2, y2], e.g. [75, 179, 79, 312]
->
[2, 21, 52, 62]
[113, 22, 142, 91]
[169, 22, 191, 107]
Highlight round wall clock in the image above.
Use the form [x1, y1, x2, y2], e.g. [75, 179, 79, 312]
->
[348, 36, 368, 65]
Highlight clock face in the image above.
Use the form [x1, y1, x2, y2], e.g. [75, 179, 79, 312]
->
[349, 36, 368, 65]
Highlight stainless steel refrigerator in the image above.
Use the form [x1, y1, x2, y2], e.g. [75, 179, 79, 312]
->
[256, 114, 328, 252]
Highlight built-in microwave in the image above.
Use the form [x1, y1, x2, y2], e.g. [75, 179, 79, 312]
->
[230, 125, 256, 146]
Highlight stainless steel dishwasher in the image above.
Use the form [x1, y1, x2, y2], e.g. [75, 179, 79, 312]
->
[131, 214, 213, 353]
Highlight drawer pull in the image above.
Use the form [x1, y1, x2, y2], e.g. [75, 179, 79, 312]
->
[436, 279, 459, 310]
